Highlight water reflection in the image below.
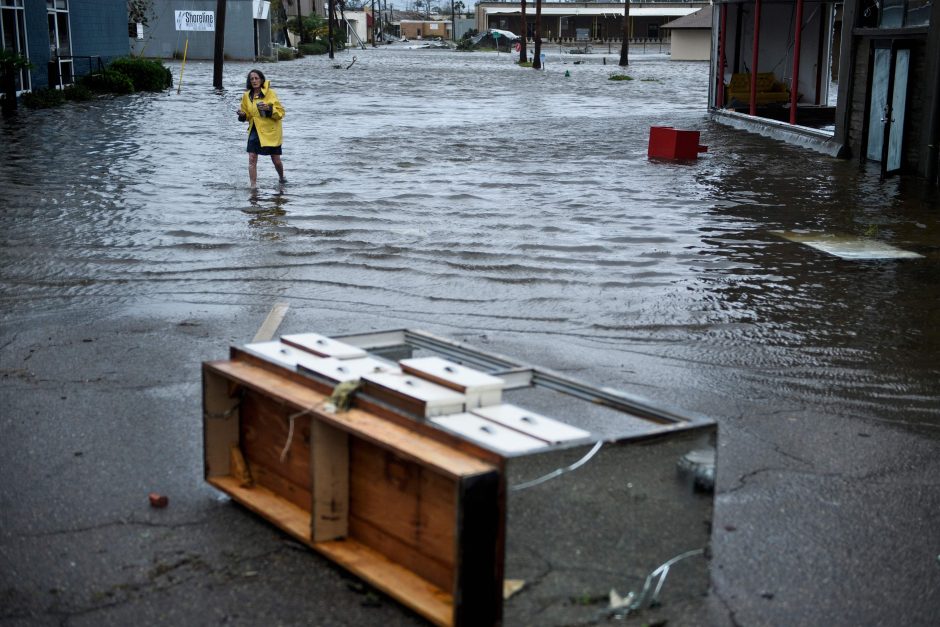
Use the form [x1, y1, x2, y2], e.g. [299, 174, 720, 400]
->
[243, 186, 290, 234]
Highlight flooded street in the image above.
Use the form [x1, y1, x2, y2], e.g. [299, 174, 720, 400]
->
[2, 47, 939, 625]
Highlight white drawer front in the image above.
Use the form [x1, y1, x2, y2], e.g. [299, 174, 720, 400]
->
[471, 404, 591, 443]
[432, 413, 549, 455]
[300, 356, 399, 383]
[281, 333, 368, 360]
[400, 356, 504, 391]
[244, 341, 333, 371]
[362, 371, 466, 410]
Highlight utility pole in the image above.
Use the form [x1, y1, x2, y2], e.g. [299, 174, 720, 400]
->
[618, 0, 629, 66]
[371, 0, 376, 45]
[533, 0, 542, 69]
[212, 0, 226, 89]
[328, 0, 336, 59]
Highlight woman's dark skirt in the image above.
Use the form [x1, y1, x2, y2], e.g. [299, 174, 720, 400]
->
[247, 128, 282, 155]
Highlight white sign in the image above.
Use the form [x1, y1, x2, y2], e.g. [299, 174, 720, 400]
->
[175, 10, 215, 31]
[136, 22, 144, 40]
[253, 0, 271, 19]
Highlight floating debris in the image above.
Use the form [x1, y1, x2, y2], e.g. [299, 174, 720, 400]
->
[772, 231, 923, 260]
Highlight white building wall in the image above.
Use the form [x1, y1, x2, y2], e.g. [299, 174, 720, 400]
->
[670, 30, 710, 60]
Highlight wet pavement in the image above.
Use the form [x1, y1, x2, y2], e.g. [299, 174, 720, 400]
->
[1, 47, 939, 626]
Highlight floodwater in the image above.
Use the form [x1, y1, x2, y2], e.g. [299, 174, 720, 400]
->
[2, 47, 937, 431]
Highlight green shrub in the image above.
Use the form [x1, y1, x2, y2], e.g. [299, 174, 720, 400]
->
[63, 84, 94, 101]
[22, 88, 65, 109]
[80, 69, 135, 94]
[608, 74, 633, 81]
[108, 57, 172, 91]
[299, 41, 329, 55]
[277, 47, 298, 61]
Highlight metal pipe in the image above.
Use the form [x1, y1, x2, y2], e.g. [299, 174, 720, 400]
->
[717, 3, 727, 108]
[790, 0, 804, 124]
[750, 0, 761, 116]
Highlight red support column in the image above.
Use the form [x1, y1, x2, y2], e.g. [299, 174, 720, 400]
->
[717, 3, 727, 108]
[750, 0, 761, 116]
[790, 0, 804, 124]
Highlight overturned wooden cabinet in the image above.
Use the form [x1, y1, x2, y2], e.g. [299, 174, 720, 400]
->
[203, 329, 716, 626]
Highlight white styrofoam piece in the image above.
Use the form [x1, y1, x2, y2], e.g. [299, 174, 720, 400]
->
[471, 404, 591, 444]
[772, 231, 924, 260]
[243, 341, 333, 371]
[362, 371, 466, 416]
[299, 355, 400, 383]
[431, 413, 549, 455]
[400, 356, 504, 408]
[280, 332, 368, 359]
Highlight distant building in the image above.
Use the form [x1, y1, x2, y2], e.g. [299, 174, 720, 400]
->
[474, 1, 709, 42]
[2, 0, 129, 95]
[661, 5, 711, 61]
[400, 18, 452, 40]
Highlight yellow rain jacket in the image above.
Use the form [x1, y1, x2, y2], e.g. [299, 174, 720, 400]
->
[240, 80, 285, 147]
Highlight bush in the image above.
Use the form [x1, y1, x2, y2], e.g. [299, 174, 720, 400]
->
[63, 84, 94, 101]
[80, 68, 135, 94]
[277, 47, 298, 61]
[22, 88, 65, 109]
[608, 74, 633, 81]
[108, 57, 172, 91]
[299, 41, 329, 55]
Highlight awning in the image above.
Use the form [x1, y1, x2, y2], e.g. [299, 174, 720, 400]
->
[482, 7, 699, 17]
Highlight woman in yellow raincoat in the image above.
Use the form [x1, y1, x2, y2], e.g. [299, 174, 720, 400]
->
[238, 69, 285, 187]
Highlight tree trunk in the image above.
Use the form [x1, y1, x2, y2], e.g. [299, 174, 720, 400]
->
[519, 0, 527, 63]
[533, 0, 541, 69]
[296, 0, 306, 44]
[618, 2, 629, 66]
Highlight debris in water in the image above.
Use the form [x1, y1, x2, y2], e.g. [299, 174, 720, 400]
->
[149, 492, 169, 508]
[504, 579, 525, 599]
[772, 231, 923, 260]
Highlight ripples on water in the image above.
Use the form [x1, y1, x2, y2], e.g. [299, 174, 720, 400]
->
[1, 48, 937, 425]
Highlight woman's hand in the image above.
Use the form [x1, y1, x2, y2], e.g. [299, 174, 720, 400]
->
[237, 109, 247, 122]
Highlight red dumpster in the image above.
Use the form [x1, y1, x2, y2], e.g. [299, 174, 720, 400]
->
[648, 127, 708, 160]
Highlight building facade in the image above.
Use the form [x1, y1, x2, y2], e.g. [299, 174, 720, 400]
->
[130, 0, 273, 61]
[708, 0, 939, 185]
[661, 5, 711, 60]
[835, 0, 939, 182]
[474, 1, 709, 43]
[2, 0, 129, 95]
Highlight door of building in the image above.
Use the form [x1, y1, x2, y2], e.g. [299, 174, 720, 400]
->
[865, 41, 911, 176]
[47, 0, 73, 88]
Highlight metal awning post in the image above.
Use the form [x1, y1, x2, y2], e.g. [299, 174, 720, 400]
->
[749, 0, 761, 116]
[790, 0, 804, 124]
[717, 3, 727, 108]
